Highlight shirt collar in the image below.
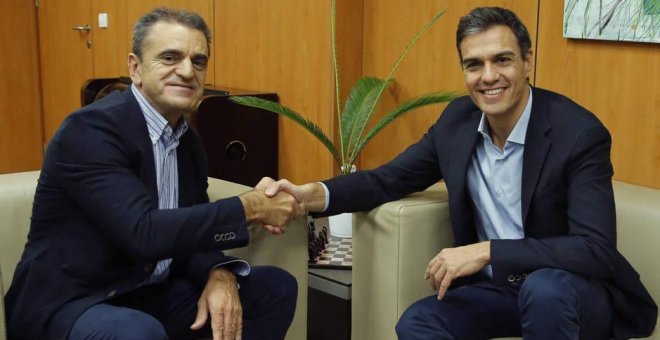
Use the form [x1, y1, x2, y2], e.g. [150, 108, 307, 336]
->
[131, 84, 188, 145]
[477, 86, 533, 146]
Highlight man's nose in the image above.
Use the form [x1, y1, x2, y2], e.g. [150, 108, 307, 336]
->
[481, 63, 499, 83]
[175, 58, 194, 78]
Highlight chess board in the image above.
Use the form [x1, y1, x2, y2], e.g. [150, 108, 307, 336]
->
[307, 216, 352, 269]
[309, 236, 352, 269]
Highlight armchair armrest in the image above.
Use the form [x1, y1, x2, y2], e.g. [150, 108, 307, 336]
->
[206, 177, 307, 340]
[352, 182, 452, 340]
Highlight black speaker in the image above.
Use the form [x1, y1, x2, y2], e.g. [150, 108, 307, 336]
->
[195, 88, 278, 187]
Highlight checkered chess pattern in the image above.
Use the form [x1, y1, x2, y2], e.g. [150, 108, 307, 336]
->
[310, 236, 352, 268]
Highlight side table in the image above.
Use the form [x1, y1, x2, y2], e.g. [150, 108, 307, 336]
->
[307, 267, 352, 340]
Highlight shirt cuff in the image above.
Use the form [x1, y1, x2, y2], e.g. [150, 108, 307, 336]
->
[210, 259, 251, 277]
[318, 182, 330, 212]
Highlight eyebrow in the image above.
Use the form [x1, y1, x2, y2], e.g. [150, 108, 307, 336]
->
[192, 53, 209, 61]
[461, 51, 517, 66]
[491, 51, 516, 59]
[157, 49, 184, 58]
[156, 49, 209, 61]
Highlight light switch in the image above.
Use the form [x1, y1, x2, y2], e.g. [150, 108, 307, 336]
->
[98, 13, 108, 28]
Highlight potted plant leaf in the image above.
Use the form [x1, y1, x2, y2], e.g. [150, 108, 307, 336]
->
[230, 1, 458, 237]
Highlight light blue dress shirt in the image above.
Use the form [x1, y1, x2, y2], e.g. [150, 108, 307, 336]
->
[467, 87, 533, 277]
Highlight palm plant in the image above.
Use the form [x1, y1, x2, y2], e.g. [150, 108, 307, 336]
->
[230, 1, 458, 174]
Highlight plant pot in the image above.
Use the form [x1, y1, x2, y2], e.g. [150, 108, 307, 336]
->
[328, 212, 352, 238]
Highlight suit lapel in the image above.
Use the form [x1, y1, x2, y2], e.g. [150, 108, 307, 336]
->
[450, 115, 481, 192]
[122, 89, 159, 204]
[521, 89, 552, 225]
[447, 110, 480, 241]
[445, 110, 481, 196]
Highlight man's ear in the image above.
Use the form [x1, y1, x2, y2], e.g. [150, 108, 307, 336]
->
[523, 49, 534, 75]
[127, 53, 142, 86]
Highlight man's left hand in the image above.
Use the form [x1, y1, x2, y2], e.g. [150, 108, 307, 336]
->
[191, 268, 243, 340]
[424, 241, 490, 300]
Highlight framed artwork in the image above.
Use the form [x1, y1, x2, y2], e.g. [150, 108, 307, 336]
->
[564, 0, 660, 43]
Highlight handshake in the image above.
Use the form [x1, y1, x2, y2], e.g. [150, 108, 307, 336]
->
[238, 177, 327, 234]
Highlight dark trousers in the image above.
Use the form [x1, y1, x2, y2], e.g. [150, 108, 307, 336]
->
[68, 265, 297, 340]
[396, 268, 613, 340]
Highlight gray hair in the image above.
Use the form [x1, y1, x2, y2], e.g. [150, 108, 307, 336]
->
[456, 7, 532, 61]
[132, 7, 211, 59]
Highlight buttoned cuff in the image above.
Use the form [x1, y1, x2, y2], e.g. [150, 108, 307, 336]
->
[210, 259, 251, 277]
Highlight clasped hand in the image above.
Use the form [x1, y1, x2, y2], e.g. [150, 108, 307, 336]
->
[239, 177, 304, 234]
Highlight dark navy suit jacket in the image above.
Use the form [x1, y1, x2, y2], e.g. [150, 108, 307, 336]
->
[322, 87, 657, 339]
[5, 89, 251, 339]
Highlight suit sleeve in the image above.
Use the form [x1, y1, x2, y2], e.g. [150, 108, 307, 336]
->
[322, 119, 444, 215]
[49, 111, 250, 264]
[491, 123, 617, 282]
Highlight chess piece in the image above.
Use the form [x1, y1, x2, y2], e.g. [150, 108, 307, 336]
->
[308, 246, 317, 263]
[320, 230, 328, 245]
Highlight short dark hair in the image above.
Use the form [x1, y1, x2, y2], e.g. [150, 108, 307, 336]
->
[456, 7, 531, 61]
[132, 7, 211, 59]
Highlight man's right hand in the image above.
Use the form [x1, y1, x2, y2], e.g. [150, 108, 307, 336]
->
[238, 188, 302, 233]
[263, 179, 327, 213]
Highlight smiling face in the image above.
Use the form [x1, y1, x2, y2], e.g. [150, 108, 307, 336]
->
[459, 25, 532, 124]
[128, 21, 208, 124]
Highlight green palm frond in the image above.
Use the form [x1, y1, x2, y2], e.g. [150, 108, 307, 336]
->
[340, 77, 389, 164]
[229, 96, 341, 167]
[348, 91, 459, 165]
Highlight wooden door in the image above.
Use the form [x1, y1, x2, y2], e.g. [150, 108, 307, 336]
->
[38, 0, 95, 143]
[0, 0, 44, 173]
[92, 0, 129, 78]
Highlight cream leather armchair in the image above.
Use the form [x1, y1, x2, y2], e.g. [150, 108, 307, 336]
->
[0, 171, 307, 340]
[352, 181, 659, 340]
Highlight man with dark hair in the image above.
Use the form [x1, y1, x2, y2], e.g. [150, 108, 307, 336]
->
[264, 6, 656, 339]
[5, 7, 299, 340]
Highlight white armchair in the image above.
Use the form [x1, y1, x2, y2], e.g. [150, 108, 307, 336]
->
[351, 181, 659, 340]
[352, 183, 450, 340]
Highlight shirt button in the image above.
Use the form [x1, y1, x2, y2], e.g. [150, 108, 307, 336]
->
[107, 290, 117, 298]
[496, 187, 504, 195]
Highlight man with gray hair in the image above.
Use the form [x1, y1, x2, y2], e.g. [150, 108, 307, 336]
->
[5, 7, 298, 340]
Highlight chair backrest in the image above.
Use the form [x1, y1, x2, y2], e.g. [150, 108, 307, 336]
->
[613, 181, 660, 310]
[0, 171, 39, 293]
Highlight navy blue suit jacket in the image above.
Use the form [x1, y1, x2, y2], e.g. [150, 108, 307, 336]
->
[322, 87, 656, 338]
[5, 89, 251, 339]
